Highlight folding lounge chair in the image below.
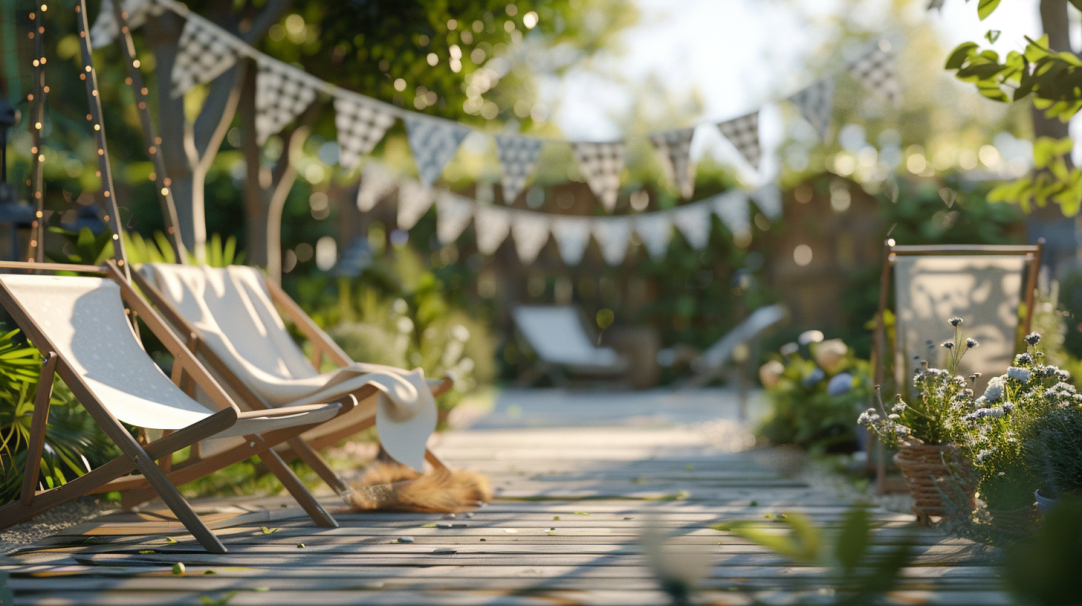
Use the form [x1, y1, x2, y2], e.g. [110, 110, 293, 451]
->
[0, 262, 353, 553]
[131, 264, 451, 504]
[511, 305, 630, 387]
[870, 240, 1043, 492]
[684, 303, 789, 388]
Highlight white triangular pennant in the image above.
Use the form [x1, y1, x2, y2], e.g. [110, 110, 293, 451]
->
[435, 191, 474, 245]
[716, 111, 761, 171]
[712, 190, 751, 238]
[334, 93, 396, 169]
[90, 0, 158, 48]
[672, 202, 714, 250]
[789, 77, 835, 142]
[255, 57, 319, 144]
[396, 180, 435, 230]
[633, 212, 673, 261]
[650, 129, 696, 199]
[510, 212, 550, 264]
[751, 184, 782, 220]
[849, 42, 901, 108]
[572, 141, 625, 211]
[475, 205, 511, 255]
[591, 217, 633, 265]
[495, 134, 543, 203]
[356, 163, 396, 212]
[170, 13, 240, 97]
[405, 117, 470, 187]
[550, 217, 593, 265]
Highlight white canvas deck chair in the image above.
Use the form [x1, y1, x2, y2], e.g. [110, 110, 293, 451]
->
[511, 305, 630, 386]
[131, 264, 451, 504]
[684, 304, 789, 389]
[0, 262, 352, 553]
[871, 240, 1043, 489]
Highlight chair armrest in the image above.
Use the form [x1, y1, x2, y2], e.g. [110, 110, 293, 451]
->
[236, 401, 346, 419]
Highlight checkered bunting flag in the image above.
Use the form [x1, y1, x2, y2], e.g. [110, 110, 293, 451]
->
[849, 43, 901, 107]
[495, 134, 543, 203]
[171, 13, 240, 97]
[716, 111, 762, 171]
[335, 94, 396, 170]
[572, 142, 626, 212]
[789, 77, 836, 142]
[255, 58, 319, 144]
[650, 129, 696, 199]
[406, 117, 471, 187]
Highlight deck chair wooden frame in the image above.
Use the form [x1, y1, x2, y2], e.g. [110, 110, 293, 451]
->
[0, 261, 356, 553]
[869, 239, 1043, 493]
[129, 267, 452, 504]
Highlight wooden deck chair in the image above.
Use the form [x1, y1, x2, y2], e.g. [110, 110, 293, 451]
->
[870, 240, 1043, 491]
[130, 264, 452, 504]
[0, 262, 354, 553]
[684, 304, 789, 388]
[511, 305, 630, 387]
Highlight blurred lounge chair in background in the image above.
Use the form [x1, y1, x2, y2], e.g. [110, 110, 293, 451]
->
[511, 305, 630, 387]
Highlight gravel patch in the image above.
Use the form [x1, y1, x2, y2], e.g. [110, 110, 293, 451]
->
[0, 496, 114, 556]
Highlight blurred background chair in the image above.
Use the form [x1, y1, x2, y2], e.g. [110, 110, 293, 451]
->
[511, 305, 630, 387]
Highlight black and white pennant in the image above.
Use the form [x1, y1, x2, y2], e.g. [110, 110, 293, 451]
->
[255, 58, 319, 144]
[171, 13, 239, 97]
[789, 77, 835, 142]
[406, 117, 470, 187]
[335, 93, 396, 170]
[572, 141, 625, 212]
[495, 134, 543, 203]
[716, 111, 762, 171]
[650, 129, 696, 199]
[849, 43, 901, 108]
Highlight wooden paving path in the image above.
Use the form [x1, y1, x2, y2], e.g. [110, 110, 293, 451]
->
[1, 424, 1008, 605]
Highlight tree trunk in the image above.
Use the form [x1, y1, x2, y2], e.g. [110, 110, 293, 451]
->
[1033, 0, 1073, 143]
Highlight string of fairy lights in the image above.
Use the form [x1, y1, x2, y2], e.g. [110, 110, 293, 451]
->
[74, 0, 129, 275]
[26, 3, 47, 263]
[109, 1, 186, 263]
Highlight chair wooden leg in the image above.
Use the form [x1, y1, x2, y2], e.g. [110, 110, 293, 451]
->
[286, 437, 351, 496]
[424, 448, 449, 472]
[258, 448, 338, 528]
[20, 353, 57, 506]
[129, 447, 226, 554]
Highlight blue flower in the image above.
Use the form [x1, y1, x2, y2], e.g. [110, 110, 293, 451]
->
[803, 368, 826, 387]
[826, 373, 854, 396]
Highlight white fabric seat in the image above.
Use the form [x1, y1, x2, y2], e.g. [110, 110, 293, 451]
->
[0, 275, 341, 439]
[512, 306, 627, 373]
[142, 264, 437, 471]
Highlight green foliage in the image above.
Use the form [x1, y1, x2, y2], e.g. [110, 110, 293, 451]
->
[757, 338, 871, 453]
[1005, 499, 1082, 606]
[714, 507, 914, 604]
[125, 231, 245, 268]
[1028, 407, 1082, 499]
[987, 137, 1082, 216]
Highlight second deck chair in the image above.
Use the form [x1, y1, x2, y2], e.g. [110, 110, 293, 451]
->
[511, 305, 630, 386]
[132, 263, 450, 504]
[684, 304, 789, 388]
[0, 262, 353, 553]
[870, 240, 1043, 492]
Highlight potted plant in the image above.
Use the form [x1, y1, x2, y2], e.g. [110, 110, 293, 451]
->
[1027, 399, 1082, 516]
[860, 317, 977, 524]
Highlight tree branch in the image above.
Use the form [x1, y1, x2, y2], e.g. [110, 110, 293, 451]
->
[241, 0, 293, 43]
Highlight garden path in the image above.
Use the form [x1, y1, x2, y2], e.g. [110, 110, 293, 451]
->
[1, 387, 1008, 605]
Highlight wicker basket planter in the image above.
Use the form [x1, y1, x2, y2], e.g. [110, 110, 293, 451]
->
[894, 443, 974, 525]
[988, 504, 1041, 540]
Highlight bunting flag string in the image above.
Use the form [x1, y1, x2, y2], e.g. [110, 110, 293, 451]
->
[255, 58, 320, 144]
[474, 205, 511, 255]
[573, 142, 625, 212]
[97, 0, 900, 219]
[510, 213, 551, 264]
[435, 191, 475, 245]
[396, 180, 435, 230]
[849, 42, 901, 107]
[716, 111, 762, 171]
[406, 117, 471, 187]
[495, 134, 543, 203]
[335, 92, 397, 170]
[789, 77, 836, 142]
[650, 129, 696, 199]
[551, 217, 593, 265]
